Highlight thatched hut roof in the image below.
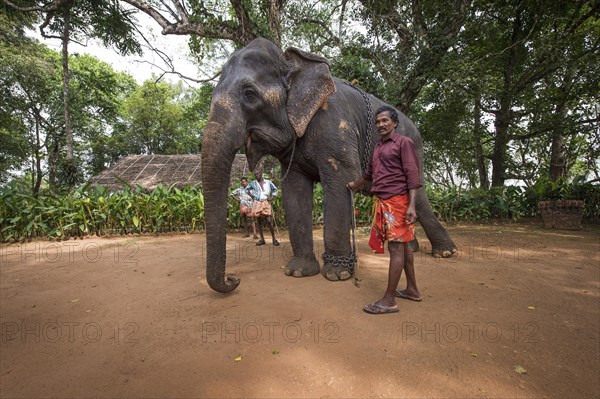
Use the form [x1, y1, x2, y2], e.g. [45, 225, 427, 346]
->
[89, 154, 279, 192]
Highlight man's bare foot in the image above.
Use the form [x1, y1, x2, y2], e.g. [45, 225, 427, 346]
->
[394, 289, 422, 302]
[363, 300, 399, 314]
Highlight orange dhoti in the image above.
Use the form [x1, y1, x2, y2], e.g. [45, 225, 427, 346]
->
[368, 194, 415, 254]
[251, 200, 272, 217]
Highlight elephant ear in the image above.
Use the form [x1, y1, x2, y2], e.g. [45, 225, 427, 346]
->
[284, 47, 336, 138]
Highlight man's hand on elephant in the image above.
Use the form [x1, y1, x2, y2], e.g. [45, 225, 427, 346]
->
[347, 180, 361, 191]
[347, 177, 368, 191]
[405, 207, 417, 224]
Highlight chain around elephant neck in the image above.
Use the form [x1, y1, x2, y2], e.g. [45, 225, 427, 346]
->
[343, 80, 375, 174]
[280, 137, 297, 183]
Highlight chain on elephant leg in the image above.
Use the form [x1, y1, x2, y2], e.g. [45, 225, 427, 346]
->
[321, 253, 355, 281]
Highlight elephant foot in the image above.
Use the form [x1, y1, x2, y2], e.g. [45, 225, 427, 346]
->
[284, 255, 321, 278]
[431, 243, 458, 258]
[322, 253, 355, 281]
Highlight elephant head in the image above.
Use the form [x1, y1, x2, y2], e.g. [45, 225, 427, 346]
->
[201, 38, 336, 293]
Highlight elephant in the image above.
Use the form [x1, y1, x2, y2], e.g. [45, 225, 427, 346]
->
[201, 38, 457, 293]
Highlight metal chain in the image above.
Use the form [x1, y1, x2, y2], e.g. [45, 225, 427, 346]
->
[280, 138, 297, 183]
[343, 81, 375, 174]
[322, 253, 355, 274]
[350, 189, 361, 287]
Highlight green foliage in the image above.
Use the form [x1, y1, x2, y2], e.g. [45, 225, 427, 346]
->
[0, 18, 59, 184]
[426, 182, 600, 222]
[524, 177, 600, 220]
[329, 45, 386, 99]
[0, 35, 139, 189]
[0, 184, 205, 242]
[42, 0, 142, 57]
[426, 185, 533, 222]
[117, 80, 202, 155]
[3, 179, 598, 242]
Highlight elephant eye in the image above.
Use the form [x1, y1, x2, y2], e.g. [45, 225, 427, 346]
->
[242, 86, 259, 102]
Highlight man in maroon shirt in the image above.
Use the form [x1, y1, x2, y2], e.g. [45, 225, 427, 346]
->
[348, 105, 423, 314]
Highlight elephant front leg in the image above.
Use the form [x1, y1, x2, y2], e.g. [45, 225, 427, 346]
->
[281, 170, 321, 277]
[321, 175, 355, 281]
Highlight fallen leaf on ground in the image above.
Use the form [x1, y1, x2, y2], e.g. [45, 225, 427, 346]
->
[527, 306, 536, 310]
[470, 352, 478, 357]
[234, 355, 242, 362]
[272, 349, 280, 355]
[514, 365, 527, 375]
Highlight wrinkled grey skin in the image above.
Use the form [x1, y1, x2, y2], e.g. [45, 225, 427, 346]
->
[201, 38, 456, 293]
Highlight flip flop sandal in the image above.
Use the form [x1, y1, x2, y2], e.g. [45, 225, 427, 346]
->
[363, 303, 399, 314]
[394, 290, 422, 302]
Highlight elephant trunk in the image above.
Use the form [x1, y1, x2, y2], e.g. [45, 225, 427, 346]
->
[201, 113, 245, 293]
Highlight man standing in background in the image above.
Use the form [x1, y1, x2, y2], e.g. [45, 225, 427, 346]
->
[230, 177, 258, 239]
[248, 168, 280, 246]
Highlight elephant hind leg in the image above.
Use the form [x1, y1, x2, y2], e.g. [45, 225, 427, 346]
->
[416, 189, 458, 258]
[432, 244, 457, 258]
[409, 237, 419, 253]
[285, 255, 321, 277]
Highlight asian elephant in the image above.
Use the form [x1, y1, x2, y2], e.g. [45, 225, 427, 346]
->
[201, 38, 457, 293]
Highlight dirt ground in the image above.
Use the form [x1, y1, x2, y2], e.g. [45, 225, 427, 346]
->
[1, 221, 599, 398]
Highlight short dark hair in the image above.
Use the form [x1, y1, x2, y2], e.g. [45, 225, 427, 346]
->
[240, 177, 248, 182]
[375, 105, 399, 124]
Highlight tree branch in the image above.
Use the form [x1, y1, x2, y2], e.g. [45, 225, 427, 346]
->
[158, 0, 180, 21]
[121, 0, 248, 43]
[287, 16, 342, 47]
[478, 99, 499, 115]
[1, 0, 72, 12]
[135, 59, 220, 85]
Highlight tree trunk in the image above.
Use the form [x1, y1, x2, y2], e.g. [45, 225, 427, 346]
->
[491, 105, 510, 187]
[33, 118, 43, 196]
[62, 7, 73, 161]
[47, 139, 60, 189]
[549, 93, 568, 181]
[490, 8, 524, 187]
[266, 0, 282, 46]
[474, 92, 489, 189]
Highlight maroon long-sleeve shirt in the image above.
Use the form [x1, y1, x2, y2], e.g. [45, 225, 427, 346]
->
[363, 132, 422, 199]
